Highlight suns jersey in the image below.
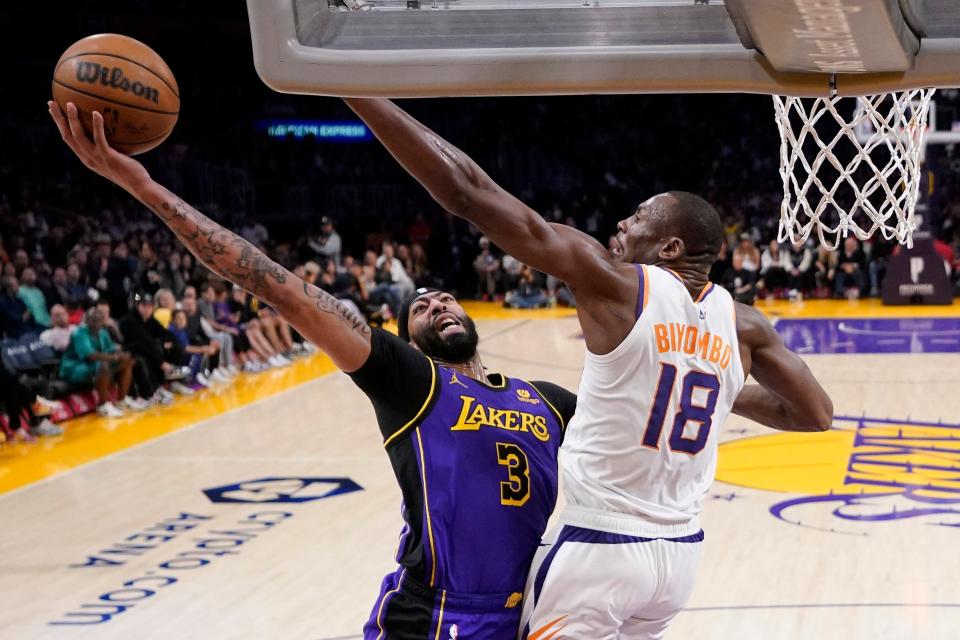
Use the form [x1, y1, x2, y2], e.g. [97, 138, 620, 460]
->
[561, 264, 745, 534]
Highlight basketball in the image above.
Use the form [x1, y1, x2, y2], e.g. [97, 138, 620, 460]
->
[52, 33, 179, 156]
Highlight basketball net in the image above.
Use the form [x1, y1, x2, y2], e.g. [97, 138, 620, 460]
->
[773, 88, 935, 250]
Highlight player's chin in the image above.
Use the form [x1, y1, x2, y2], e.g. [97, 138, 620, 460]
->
[417, 326, 478, 362]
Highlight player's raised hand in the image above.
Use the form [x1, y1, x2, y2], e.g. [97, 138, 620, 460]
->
[47, 101, 151, 194]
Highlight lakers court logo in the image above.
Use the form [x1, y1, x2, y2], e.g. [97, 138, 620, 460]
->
[716, 415, 960, 536]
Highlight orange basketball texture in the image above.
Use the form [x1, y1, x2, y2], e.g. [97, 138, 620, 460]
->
[53, 34, 179, 155]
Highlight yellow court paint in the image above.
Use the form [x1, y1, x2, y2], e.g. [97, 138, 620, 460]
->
[472, 297, 959, 321]
[459, 300, 578, 320]
[2, 298, 956, 496]
[717, 418, 960, 497]
[715, 430, 854, 495]
[756, 297, 960, 319]
[0, 355, 338, 495]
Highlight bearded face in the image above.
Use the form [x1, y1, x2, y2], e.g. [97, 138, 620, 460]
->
[407, 292, 479, 363]
[411, 312, 479, 363]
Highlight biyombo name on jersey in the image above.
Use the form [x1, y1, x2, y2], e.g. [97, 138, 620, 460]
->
[653, 323, 734, 369]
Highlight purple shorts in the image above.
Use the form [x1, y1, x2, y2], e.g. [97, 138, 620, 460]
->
[364, 569, 523, 640]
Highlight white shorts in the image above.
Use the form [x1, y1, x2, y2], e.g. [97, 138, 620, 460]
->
[519, 513, 703, 640]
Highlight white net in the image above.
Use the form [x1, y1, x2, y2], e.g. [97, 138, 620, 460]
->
[773, 88, 935, 250]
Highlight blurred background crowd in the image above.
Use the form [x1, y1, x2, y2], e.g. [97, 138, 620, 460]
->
[3, 1, 960, 440]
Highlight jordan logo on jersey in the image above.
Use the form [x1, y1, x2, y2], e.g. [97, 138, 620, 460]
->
[449, 624, 459, 639]
[448, 371, 468, 388]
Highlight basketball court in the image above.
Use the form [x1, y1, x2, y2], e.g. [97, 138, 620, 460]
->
[0, 299, 958, 639]
[5, 0, 960, 637]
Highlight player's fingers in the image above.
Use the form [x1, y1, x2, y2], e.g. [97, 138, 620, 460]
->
[48, 101, 71, 141]
[50, 101, 91, 161]
[64, 102, 96, 160]
[91, 111, 111, 160]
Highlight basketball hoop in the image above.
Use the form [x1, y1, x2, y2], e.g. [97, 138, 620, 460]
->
[773, 88, 935, 250]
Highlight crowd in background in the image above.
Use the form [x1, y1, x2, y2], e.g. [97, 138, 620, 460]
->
[4, 1, 960, 442]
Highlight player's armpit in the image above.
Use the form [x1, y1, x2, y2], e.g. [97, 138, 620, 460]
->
[733, 303, 833, 432]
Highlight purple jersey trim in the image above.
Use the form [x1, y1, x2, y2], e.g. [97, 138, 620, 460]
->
[559, 525, 704, 544]
[696, 281, 716, 303]
[635, 264, 646, 320]
[532, 525, 704, 606]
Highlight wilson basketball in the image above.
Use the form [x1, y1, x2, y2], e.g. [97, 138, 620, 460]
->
[52, 34, 179, 156]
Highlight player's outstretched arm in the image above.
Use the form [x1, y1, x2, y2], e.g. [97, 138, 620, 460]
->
[732, 303, 833, 432]
[49, 101, 371, 372]
[345, 98, 623, 297]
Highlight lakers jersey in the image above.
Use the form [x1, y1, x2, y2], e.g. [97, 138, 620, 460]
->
[561, 264, 745, 535]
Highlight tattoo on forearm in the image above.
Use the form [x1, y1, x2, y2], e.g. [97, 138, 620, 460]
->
[149, 192, 369, 339]
[303, 282, 371, 339]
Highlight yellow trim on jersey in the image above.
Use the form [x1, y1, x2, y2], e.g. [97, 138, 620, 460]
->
[375, 570, 404, 640]
[484, 372, 508, 389]
[527, 381, 567, 432]
[383, 359, 438, 447]
[416, 427, 438, 587]
[433, 590, 447, 640]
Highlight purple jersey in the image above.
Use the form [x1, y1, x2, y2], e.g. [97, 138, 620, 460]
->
[349, 329, 575, 637]
[402, 364, 565, 596]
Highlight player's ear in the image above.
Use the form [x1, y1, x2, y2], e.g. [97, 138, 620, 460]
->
[658, 237, 684, 261]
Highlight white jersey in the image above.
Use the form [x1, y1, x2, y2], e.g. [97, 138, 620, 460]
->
[561, 264, 745, 536]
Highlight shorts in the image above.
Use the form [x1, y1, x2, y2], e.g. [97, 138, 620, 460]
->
[364, 569, 523, 640]
[62, 360, 116, 384]
[520, 512, 704, 640]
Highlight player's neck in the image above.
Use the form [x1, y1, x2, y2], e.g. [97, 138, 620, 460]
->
[434, 355, 488, 384]
[657, 261, 710, 299]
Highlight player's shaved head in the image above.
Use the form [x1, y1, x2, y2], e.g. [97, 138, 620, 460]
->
[659, 191, 724, 263]
[613, 191, 724, 271]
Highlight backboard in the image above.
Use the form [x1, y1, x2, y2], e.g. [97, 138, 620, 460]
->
[246, 0, 960, 98]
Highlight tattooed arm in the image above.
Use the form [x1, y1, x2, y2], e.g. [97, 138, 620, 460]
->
[49, 101, 371, 372]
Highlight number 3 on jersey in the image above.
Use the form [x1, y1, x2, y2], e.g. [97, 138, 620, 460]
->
[496, 442, 530, 507]
[641, 363, 720, 455]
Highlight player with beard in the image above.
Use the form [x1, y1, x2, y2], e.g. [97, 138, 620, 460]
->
[345, 97, 833, 639]
[49, 101, 578, 640]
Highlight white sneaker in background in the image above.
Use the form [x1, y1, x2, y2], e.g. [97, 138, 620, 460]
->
[97, 402, 125, 418]
[269, 354, 292, 367]
[170, 381, 195, 395]
[195, 372, 211, 388]
[211, 369, 231, 385]
[152, 389, 173, 405]
[122, 396, 150, 412]
[33, 418, 63, 436]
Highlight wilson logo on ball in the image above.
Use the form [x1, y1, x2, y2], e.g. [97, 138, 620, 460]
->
[74, 62, 160, 104]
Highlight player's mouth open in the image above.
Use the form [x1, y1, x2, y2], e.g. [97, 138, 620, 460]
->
[611, 236, 625, 257]
[434, 313, 463, 337]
